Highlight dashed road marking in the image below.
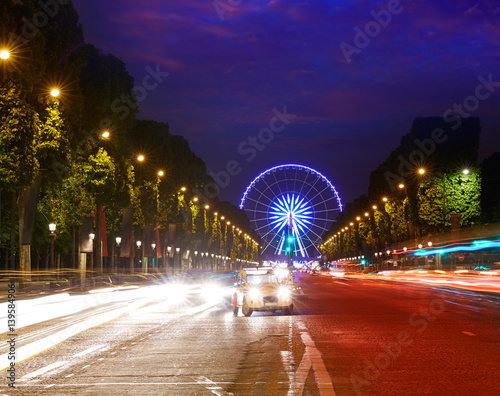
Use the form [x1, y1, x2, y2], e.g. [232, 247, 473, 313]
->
[75, 344, 106, 358]
[196, 376, 234, 395]
[21, 361, 68, 380]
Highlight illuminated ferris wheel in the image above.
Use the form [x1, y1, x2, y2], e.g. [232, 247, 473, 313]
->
[240, 164, 343, 258]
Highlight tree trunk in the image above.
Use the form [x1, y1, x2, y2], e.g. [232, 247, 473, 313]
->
[18, 189, 31, 279]
[96, 202, 103, 275]
[72, 224, 76, 269]
[110, 208, 116, 273]
[10, 192, 16, 271]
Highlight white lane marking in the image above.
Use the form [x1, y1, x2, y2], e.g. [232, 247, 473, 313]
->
[293, 327, 336, 396]
[196, 376, 234, 395]
[21, 361, 68, 380]
[333, 281, 351, 286]
[294, 348, 312, 395]
[45, 384, 55, 388]
[74, 344, 106, 358]
[65, 373, 74, 378]
[82, 364, 91, 369]
[445, 300, 481, 312]
[462, 331, 476, 336]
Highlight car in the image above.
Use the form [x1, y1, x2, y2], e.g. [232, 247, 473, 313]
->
[232, 267, 294, 317]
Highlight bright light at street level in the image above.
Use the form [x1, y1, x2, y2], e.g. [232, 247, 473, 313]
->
[462, 169, 470, 175]
[102, 131, 110, 139]
[418, 168, 425, 175]
[398, 183, 405, 189]
[158, 170, 164, 177]
[137, 155, 145, 162]
[50, 89, 60, 97]
[0, 50, 10, 60]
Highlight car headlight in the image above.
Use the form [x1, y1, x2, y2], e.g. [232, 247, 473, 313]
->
[278, 286, 291, 299]
[248, 288, 260, 299]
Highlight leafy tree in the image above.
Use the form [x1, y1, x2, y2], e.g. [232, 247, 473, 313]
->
[0, 83, 41, 192]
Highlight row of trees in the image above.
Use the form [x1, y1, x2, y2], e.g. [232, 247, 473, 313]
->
[0, 1, 258, 275]
[321, 116, 499, 261]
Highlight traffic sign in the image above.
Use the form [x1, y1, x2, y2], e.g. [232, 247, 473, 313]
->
[458, 254, 465, 262]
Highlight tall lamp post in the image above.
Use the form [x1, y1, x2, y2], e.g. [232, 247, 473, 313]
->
[152, 242, 157, 270]
[49, 222, 56, 271]
[115, 236, 121, 273]
[136, 240, 142, 272]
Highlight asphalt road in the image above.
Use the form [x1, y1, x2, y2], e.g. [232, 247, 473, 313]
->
[3, 273, 500, 395]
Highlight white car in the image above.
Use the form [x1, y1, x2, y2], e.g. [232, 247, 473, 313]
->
[232, 268, 294, 317]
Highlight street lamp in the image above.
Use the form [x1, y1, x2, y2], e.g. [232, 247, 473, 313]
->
[151, 242, 157, 267]
[89, 230, 95, 241]
[50, 88, 60, 98]
[418, 168, 425, 175]
[136, 240, 142, 249]
[428, 241, 432, 247]
[49, 222, 56, 271]
[115, 237, 122, 272]
[0, 50, 10, 60]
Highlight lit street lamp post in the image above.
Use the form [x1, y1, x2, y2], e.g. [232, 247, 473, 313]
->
[136, 240, 142, 273]
[49, 222, 56, 272]
[115, 236, 121, 273]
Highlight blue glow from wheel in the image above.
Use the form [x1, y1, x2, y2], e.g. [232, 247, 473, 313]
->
[270, 194, 313, 257]
[240, 164, 343, 258]
[239, 163, 343, 211]
[270, 194, 312, 234]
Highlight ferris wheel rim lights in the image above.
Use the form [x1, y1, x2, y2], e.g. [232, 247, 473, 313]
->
[239, 163, 343, 211]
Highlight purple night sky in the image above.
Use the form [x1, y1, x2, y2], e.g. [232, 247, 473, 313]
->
[73, 0, 500, 206]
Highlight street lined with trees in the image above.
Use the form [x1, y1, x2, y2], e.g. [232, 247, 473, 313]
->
[0, 1, 259, 280]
